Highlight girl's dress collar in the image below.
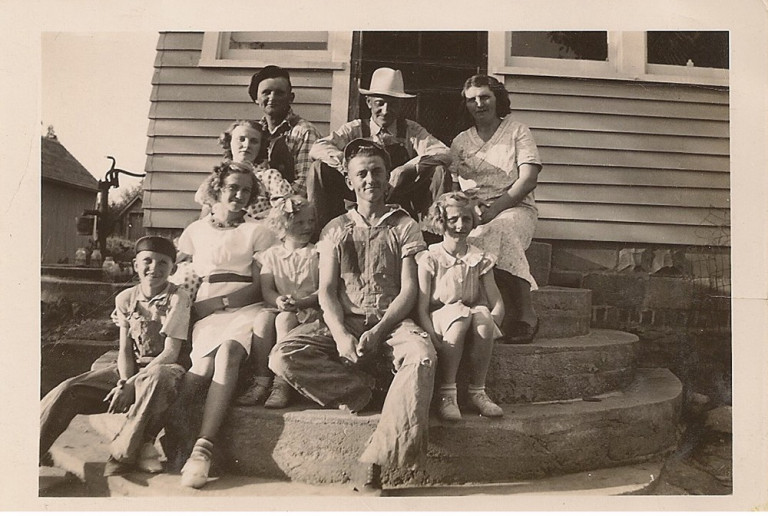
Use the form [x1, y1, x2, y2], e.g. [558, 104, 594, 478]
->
[208, 213, 245, 229]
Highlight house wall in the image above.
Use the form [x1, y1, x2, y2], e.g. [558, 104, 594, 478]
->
[502, 75, 729, 247]
[41, 181, 97, 263]
[143, 32, 729, 250]
[143, 32, 338, 230]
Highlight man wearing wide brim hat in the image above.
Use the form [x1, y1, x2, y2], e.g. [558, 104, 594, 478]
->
[308, 67, 453, 232]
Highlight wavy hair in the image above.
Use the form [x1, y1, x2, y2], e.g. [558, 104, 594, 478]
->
[266, 195, 316, 240]
[197, 160, 262, 207]
[458, 74, 512, 130]
[423, 191, 480, 235]
[218, 120, 268, 163]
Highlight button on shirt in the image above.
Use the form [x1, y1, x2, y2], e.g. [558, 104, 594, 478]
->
[111, 283, 191, 365]
[318, 205, 426, 322]
[310, 118, 452, 172]
[260, 109, 322, 196]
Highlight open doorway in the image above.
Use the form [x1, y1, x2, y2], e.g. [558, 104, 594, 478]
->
[350, 31, 488, 145]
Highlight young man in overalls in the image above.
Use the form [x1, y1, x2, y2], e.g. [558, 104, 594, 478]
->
[308, 67, 453, 232]
[269, 139, 437, 496]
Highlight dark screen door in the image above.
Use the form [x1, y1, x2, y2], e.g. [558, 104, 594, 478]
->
[350, 31, 488, 145]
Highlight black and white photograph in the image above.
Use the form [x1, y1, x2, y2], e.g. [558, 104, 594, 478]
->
[2, 0, 767, 512]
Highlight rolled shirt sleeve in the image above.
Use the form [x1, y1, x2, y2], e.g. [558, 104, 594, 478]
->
[309, 120, 363, 171]
[405, 120, 452, 169]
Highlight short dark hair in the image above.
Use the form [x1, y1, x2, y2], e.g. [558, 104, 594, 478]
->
[343, 139, 391, 172]
[248, 65, 292, 101]
[134, 236, 177, 262]
[459, 74, 512, 127]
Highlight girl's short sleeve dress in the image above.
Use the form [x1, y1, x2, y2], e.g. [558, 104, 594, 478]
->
[258, 243, 321, 324]
[417, 243, 502, 338]
[178, 218, 277, 362]
[450, 116, 541, 288]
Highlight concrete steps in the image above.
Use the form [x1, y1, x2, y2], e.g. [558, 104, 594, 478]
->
[41, 417, 661, 498]
[43, 239, 686, 496]
[83, 368, 680, 488]
[529, 286, 591, 339]
[101, 461, 662, 497]
[485, 329, 638, 403]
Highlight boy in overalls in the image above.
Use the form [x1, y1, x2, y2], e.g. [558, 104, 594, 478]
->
[307, 67, 453, 231]
[270, 139, 437, 496]
[40, 236, 191, 476]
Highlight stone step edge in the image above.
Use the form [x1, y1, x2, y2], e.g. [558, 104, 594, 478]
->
[88, 368, 676, 441]
[53, 369, 678, 490]
[497, 328, 638, 352]
[45, 432, 662, 499]
[103, 461, 662, 498]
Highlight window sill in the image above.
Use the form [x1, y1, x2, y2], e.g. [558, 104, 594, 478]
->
[198, 57, 346, 70]
[492, 65, 728, 88]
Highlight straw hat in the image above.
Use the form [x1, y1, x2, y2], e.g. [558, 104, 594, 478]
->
[358, 67, 415, 99]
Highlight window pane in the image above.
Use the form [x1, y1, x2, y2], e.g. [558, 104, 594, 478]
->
[647, 31, 728, 69]
[510, 31, 607, 61]
[229, 32, 328, 51]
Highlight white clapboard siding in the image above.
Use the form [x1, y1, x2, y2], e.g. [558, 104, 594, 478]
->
[540, 165, 729, 189]
[143, 34, 730, 247]
[148, 118, 331, 139]
[512, 111, 728, 138]
[536, 219, 729, 246]
[504, 75, 730, 246]
[143, 32, 335, 230]
[510, 93, 729, 121]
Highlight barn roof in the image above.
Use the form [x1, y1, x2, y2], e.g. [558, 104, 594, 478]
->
[41, 136, 99, 192]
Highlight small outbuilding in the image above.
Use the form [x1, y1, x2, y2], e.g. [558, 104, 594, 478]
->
[112, 192, 144, 242]
[41, 133, 99, 264]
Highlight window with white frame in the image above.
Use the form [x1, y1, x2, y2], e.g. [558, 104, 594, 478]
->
[492, 31, 728, 86]
[199, 31, 344, 69]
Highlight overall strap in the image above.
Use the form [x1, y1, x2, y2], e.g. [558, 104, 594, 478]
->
[396, 117, 407, 139]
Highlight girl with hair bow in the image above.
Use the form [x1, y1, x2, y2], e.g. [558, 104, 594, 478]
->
[235, 195, 320, 409]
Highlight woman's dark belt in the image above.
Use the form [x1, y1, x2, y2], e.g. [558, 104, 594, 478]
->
[206, 273, 252, 283]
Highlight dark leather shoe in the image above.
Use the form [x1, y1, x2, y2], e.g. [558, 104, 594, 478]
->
[353, 462, 383, 496]
[103, 456, 133, 477]
[507, 318, 539, 344]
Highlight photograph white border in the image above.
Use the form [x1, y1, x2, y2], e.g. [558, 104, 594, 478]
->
[2, 0, 766, 511]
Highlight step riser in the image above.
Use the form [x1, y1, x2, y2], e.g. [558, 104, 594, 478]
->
[482, 330, 638, 403]
[85, 369, 680, 488]
[218, 369, 681, 486]
[530, 287, 592, 338]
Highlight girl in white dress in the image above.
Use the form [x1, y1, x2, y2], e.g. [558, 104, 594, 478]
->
[417, 192, 505, 421]
[175, 161, 277, 488]
[236, 195, 320, 409]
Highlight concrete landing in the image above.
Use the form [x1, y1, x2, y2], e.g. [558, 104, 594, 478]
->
[85, 368, 680, 487]
[42, 418, 661, 498]
[101, 460, 660, 497]
[486, 329, 638, 403]
[530, 286, 592, 339]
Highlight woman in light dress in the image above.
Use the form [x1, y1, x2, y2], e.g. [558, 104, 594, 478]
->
[450, 75, 543, 343]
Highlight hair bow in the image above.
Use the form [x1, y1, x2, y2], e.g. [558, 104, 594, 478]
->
[270, 195, 302, 214]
